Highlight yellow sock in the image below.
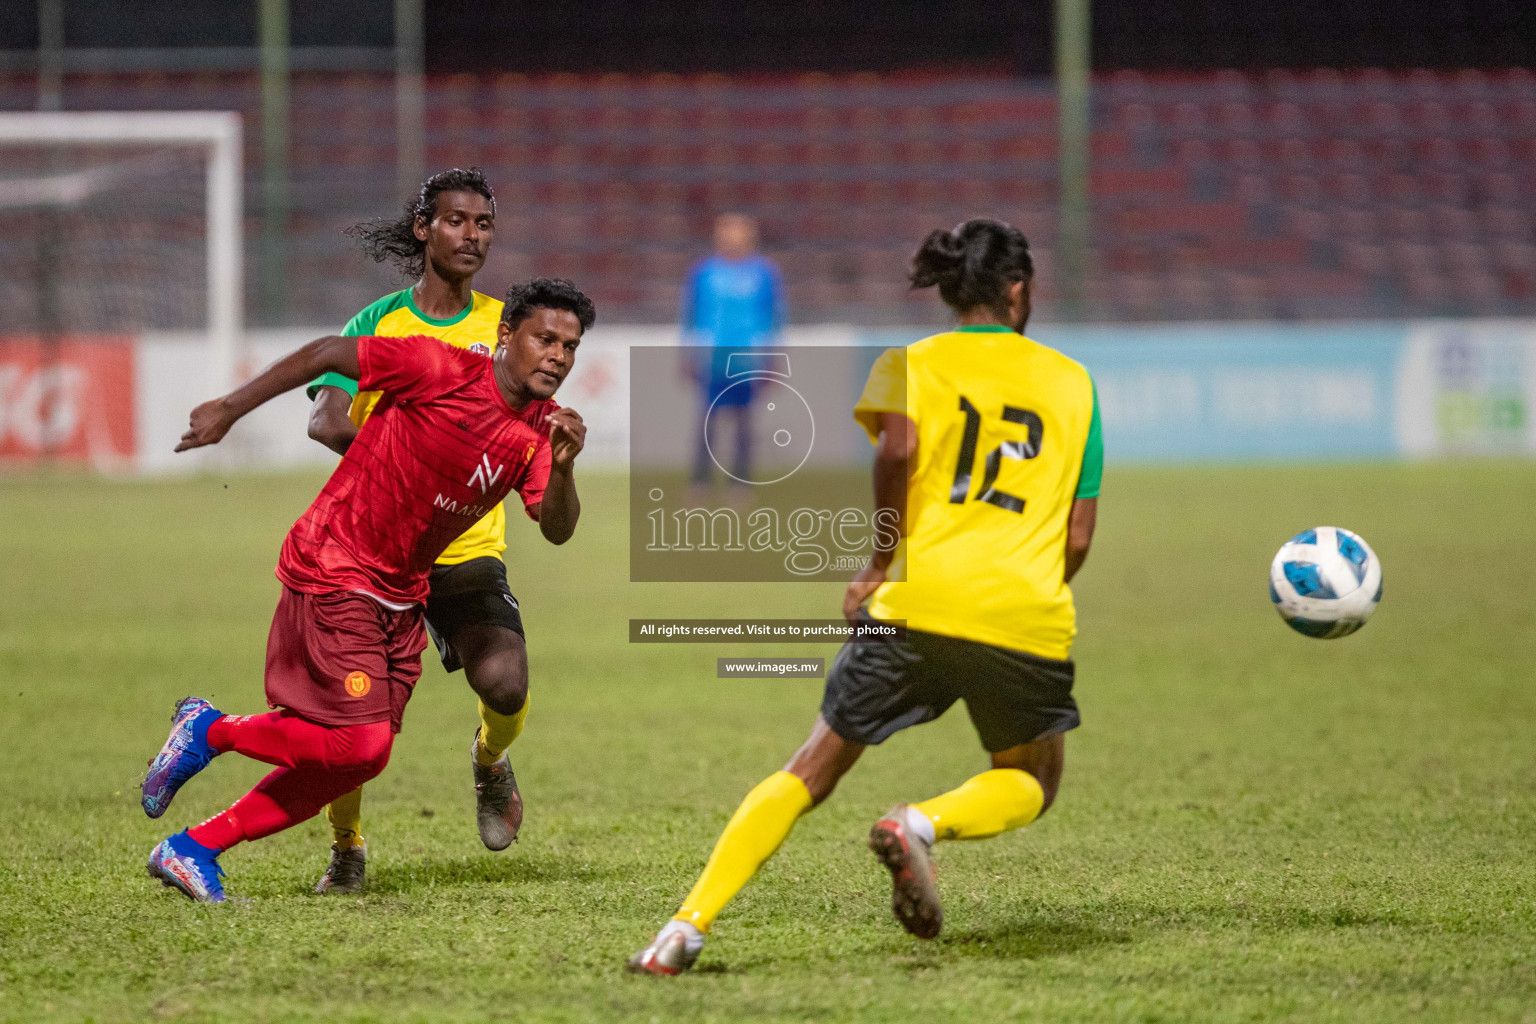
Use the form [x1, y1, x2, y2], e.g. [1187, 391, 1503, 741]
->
[914, 768, 1044, 842]
[474, 696, 529, 766]
[326, 786, 365, 849]
[674, 771, 813, 932]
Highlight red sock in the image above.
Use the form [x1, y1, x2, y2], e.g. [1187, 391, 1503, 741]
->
[207, 710, 391, 771]
[188, 716, 393, 852]
[189, 764, 373, 851]
[187, 794, 270, 852]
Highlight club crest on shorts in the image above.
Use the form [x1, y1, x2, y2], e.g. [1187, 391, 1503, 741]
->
[344, 671, 372, 697]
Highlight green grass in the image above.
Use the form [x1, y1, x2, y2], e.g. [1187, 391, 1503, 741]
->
[2, 463, 1534, 1023]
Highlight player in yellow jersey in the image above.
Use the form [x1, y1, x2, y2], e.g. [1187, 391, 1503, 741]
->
[304, 169, 535, 893]
[630, 219, 1103, 973]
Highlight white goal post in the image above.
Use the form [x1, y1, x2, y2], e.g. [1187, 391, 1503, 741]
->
[0, 111, 243, 396]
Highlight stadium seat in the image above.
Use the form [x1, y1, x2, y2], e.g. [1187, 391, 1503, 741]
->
[22, 66, 1532, 324]
[1494, 242, 1536, 273]
[1431, 206, 1479, 240]
[1483, 208, 1531, 240]
[1342, 242, 1389, 277]
[1382, 208, 1430, 239]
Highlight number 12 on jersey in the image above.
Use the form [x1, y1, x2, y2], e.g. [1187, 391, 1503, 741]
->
[949, 395, 1043, 514]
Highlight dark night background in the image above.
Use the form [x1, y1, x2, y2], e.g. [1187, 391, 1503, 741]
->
[2, 0, 1532, 72]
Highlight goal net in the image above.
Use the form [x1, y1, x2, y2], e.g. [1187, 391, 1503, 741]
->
[0, 112, 241, 469]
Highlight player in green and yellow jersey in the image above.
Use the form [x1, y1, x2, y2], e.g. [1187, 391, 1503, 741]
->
[304, 168, 534, 893]
[629, 219, 1103, 973]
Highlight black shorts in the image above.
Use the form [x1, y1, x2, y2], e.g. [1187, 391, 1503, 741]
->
[423, 556, 525, 673]
[820, 615, 1079, 753]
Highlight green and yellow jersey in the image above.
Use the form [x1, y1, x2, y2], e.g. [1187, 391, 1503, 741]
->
[308, 287, 507, 565]
[854, 325, 1103, 661]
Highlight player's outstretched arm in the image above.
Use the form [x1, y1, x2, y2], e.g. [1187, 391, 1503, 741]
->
[537, 407, 586, 545]
[176, 335, 361, 452]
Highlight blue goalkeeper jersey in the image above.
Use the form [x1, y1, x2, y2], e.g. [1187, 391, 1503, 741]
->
[682, 253, 783, 405]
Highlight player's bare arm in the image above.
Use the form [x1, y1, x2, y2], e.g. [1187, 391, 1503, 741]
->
[308, 385, 359, 456]
[177, 335, 361, 451]
[843, 411, 917, 624]
[1064, 497, 1097, 583]
[536, 407, 585, 545]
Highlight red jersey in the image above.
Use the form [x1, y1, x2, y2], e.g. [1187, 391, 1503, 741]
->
[277, 334, 556, 606]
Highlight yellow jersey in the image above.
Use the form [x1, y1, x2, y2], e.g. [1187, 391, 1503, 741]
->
[853, 325, 1103, 661]
[308, 288, 508, 565]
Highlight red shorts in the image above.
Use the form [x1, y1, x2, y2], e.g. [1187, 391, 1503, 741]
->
[263, 586, 428, 733]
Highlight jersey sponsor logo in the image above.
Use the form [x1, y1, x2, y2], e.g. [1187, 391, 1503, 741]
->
[433, 493, 494, 519]
[469, 453, 504, 494]
[468, 343, 491, 356]
[344, 671, 372, 698]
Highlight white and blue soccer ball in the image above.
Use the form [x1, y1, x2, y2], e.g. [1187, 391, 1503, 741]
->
[1269, 527, 1382, 639]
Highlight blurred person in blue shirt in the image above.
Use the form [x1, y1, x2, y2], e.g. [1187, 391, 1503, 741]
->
[682, 213, 784, 495]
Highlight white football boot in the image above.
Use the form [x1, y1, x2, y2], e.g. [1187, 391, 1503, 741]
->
[869, 803, 943, 939]
[627, 920, 705, 975]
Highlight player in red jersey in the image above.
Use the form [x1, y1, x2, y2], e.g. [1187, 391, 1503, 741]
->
[139, 278, 593, 902]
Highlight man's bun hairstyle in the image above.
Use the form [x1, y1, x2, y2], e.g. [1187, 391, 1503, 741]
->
[909, 218, 1033, 317]
[501, 277, 597, 334]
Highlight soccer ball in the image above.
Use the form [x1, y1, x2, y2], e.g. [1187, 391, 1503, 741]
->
[1269, 527, 1382, 639]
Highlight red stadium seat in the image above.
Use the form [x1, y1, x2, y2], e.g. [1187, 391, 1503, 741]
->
[1483, 208, 1532, 240]
[1381, 207, 1431, 239]
[1430, 206, 1479, 240]
[1494, 242, 1536, 273]
[1342, 242, 1389, 277]
[44, 67, 1524, 323]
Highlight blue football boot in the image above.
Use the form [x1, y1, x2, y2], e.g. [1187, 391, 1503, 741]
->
[147, 831, 226, 903]
[141, 696, 222, 818]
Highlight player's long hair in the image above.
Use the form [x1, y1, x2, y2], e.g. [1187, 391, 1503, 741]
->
[346, 167, 497, 280]
[910, 218, 1033, 318]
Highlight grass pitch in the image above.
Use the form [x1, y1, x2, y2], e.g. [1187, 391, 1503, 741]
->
[1, 463, 1533, 1023]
